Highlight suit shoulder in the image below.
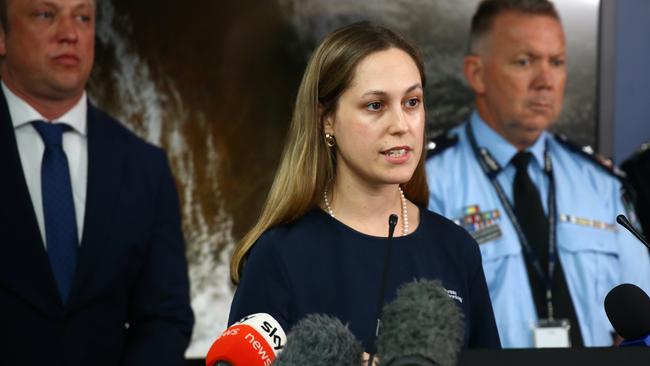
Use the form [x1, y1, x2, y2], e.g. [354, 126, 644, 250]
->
[553, 133, 625, 180]
[426, 131, 459, 159]
[90, 104, 167, 163]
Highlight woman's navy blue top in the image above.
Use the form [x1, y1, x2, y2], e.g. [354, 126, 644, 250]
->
[228, 207, 501, 350]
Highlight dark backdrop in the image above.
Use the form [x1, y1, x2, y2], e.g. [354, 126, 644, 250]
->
[88, 0, 599, 356]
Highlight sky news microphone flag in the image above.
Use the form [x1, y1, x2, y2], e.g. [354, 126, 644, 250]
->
[205, 313, 286, 366]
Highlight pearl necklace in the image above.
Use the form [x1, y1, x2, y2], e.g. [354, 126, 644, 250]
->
[323, 186, 409, 236]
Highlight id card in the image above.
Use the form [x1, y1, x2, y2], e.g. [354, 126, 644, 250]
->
[532, 319, 571, 348]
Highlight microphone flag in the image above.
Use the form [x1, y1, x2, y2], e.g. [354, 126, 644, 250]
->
[205, 313, 286, 366]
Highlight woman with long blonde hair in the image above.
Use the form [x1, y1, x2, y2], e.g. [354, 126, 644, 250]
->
[228, 22, 500, 351]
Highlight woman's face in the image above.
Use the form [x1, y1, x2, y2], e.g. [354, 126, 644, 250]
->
[324, 47, 425, 189]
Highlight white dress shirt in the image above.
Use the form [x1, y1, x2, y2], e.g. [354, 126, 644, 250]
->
[3, 82, 88, 246]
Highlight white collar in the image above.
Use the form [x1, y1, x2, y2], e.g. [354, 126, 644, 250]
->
[2, 81, 87, 135]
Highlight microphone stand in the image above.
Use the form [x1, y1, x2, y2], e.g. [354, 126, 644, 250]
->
[617, 214, 650, 250]
[368, 214, 398, 366]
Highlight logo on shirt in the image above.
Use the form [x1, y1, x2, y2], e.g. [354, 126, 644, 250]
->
[445, 289, 463, 304]
[453, 205, 503, 244]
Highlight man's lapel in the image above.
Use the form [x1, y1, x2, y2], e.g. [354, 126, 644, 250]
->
[68, 104, 128, 307]
[0, 90, 62, 313]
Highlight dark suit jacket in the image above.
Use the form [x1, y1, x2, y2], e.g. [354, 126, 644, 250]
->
[0, 91, 194, 365]
[622, 147, 650, 237]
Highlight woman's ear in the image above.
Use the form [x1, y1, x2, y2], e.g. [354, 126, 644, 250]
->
[320, 106, 335, 135]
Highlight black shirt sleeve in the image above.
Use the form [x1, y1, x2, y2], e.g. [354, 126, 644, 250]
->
[466, 235, 502, 348]
[228, 231, 292, 332]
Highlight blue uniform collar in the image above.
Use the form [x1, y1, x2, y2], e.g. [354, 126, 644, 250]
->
[469, 111, 547, 170]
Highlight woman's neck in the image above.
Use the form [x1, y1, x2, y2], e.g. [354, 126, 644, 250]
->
[326, 178, 417, 237]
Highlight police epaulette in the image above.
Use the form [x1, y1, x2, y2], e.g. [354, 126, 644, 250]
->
[553, 133, 626, 179]
[426, 132, 459, 159]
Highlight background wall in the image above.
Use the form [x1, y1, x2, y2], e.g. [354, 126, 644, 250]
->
[599, 0, 650, 164]
[88, 0, 600, 357]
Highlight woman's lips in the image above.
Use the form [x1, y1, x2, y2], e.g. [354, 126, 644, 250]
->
[381, 147, 412, 164]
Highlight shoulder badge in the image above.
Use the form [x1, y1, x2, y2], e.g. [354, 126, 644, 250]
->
[426, 132, 459, 159]
[554, 134, 640, 226]
[553, 133, 626, 180]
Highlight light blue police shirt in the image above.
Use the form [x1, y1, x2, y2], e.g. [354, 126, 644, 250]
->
[425, 111, 650, 348]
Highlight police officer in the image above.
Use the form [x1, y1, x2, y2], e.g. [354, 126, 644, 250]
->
[425, 0, 650, 348]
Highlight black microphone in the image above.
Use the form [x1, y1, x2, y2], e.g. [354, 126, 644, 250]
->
[604, 283, 650, 346]
[377, 279, 465, 366]
[273, 314, 363, 366]
[367, 214, 399, 366]
[388, 213, 398, 238]
[616, 214, 650, 250]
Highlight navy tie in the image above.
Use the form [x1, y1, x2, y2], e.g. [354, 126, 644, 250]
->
[33, 121, 79, 304]
[512, 151, 583, 347]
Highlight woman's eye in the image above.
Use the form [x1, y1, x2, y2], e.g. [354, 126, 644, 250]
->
[367, 102, 383, 111]
[405, 98, 420, 108]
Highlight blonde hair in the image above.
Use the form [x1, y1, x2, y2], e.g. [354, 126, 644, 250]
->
[230, 22, 429, 283]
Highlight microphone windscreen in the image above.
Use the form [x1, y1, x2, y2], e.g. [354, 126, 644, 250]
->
[205, 313, 286, 366]
[605, 283, 650, 339]
[273, 314, 363, 366]
[377, 279, 464, 366]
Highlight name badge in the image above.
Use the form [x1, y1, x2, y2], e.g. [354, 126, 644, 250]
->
[559, 214, 617, 231]
[532, 319, 571, 348]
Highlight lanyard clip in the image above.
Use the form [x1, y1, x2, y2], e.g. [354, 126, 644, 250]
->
[479, 148, 501, 174]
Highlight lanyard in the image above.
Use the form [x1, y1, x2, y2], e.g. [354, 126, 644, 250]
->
[466, 123, 559, 319]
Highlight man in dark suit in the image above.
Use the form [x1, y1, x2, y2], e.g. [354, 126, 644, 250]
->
[0, 0, 194, 365]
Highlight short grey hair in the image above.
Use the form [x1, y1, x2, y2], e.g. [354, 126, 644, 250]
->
[468, 0, 561, 55]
